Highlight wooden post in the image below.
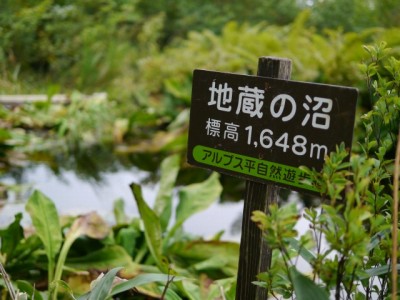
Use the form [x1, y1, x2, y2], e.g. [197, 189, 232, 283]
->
[236, 57, 292, 300]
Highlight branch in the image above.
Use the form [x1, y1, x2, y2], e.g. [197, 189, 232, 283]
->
[160, 270, 175, 300]
[392, 127, 400, 300]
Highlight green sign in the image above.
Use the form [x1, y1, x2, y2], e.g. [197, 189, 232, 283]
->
[193, 145, 318, 193]
[187, 69, 358, 194]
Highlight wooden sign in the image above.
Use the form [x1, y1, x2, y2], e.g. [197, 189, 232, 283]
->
[188, 69, 358, 194]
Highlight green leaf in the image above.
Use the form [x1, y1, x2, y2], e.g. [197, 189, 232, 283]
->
[161, 287, 183, 300]
[25, 190, 62, 283]
[49, 280, 76, 300]
[289, 267, 329, 300]
[204, 277, 236, 300]
[110, 273, 185, 296]
[11, 234, 42, 268]
[0, 213, 24, 261]
[130, 183, 166, 272]
[181, 280, 200, 300]
[360, 264, 400, 280]
[287, 237, 316, 264]
[16, 280, 44, 300]
[113, 198, 128, 225]
[88, 267, 122, 300]
[0, 128, 12, 142]
[367, 229, 391, 252]
[192, 256, 235, 275]
[116, 227, 139, 256]
[66, 245, 136, 272]
[53, 212, 111, 293]
[169, 240, 239, 277]
[78, 268, 122, 300]
[26, 191, 62, 259]
[154, 154, 180, 231]
[25, 191, 62, 260]
[175, 172, 222, 228]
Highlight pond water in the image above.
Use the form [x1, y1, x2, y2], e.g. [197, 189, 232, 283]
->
[1, 142, 317, 245]
[1, 162, 244, 241]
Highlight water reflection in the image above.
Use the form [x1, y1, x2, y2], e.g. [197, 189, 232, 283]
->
[1, 144, 319, 241]
[26, 144, 164, 182]
[0, 145, 245, 240]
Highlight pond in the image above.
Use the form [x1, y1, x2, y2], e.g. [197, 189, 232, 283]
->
[0, 146, 322, 283]
[0, 152, 245, 241]
[1, 142, 318, 246]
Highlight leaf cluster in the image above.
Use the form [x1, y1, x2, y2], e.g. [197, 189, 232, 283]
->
[0, 154, 238, 299]
[1, 10, 400, 167]
[252, 45, 400, 299]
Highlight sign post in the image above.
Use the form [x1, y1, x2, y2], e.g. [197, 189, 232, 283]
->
[187, 57, 358, 300]
[235, 57, 292, 300]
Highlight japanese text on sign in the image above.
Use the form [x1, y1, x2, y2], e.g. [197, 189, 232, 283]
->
[208, 81, 333, 130]
[188, 69, 358, 194]
[193, 145, 318, 192]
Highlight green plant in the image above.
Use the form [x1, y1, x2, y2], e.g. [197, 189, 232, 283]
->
[123, 15, 400, 144]
[0, 92, 116, 159]
[0, 154, 239, 299]
[128, 154, 238, 299]
[76, 267, 186, 300]
[252, 44, 400, 299]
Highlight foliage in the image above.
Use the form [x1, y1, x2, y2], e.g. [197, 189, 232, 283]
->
[309, 0, 380, 31]
[252, 45, 400, 299]
[310, 0, 400, 31]
[359, 42, 400, 156]
[125, 13, 400, 135]
[1, 1, 400, 299]
[1, 0, 399, 96]
[26, 190, 62, 286]
[1, 0, 398, 92]
[135, 0, 303, 44]
[129, 156, 238, 299]
[75, 267, 186, 300]
[0, 0, 142, 92]
[1, 8, 400, 164]
[0, 92, 116, 172]
[0, 154, 238, 299]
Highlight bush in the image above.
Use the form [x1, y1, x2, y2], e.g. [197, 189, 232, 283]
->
[252, 43, 400, 300]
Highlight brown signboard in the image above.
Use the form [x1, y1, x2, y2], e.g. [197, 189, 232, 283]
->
[187, 69, 358, 194]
